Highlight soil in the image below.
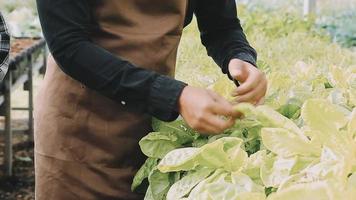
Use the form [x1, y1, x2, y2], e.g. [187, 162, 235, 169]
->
[0, 120, 35, 200]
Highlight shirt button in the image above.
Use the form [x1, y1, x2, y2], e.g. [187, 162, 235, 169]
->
[121, 101, 126, 106]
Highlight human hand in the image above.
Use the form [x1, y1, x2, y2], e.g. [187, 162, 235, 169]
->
[228, 59, 267, 105]
[178, 86, 239, 135]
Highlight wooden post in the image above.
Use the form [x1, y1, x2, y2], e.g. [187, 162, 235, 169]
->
[304, 0, 317, 17]
[4, 72, 12, 176]
[40, 47, 47, 75]
[28, 55, 34, 142]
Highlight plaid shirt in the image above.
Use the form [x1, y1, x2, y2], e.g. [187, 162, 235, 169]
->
[0, 12, 10, 81]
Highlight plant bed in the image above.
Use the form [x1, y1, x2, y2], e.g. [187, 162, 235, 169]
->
[10, 38, 39, 58]
[0, 138, 34, 200]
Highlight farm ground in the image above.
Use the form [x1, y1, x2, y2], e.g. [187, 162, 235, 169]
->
[0, 76, 43, 200]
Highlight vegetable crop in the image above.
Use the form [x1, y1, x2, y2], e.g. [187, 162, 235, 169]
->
[134, 99, 356, 200]
[134, 4, 356, 200]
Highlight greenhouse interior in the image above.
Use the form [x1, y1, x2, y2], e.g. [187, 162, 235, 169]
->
[0, 0, 356, 200]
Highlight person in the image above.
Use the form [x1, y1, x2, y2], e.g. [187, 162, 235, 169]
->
[35, 0, 267, 199]
[0, 12, 10, 81]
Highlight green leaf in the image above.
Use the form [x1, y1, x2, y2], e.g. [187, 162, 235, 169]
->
[144, 186, 154, 200]
[209, 77, 235, 101]
[348, 173, 356, 188]
[185, 169, 226, 200]
[243, 150, 267, 183]
[166, 168, 214, 200]
[261, 128, 320, 157]
[261, 155, 298, 188]
[234, 103, 257, 117]
[267, 181, 333, 200]
[301, 99, 356, 162]
[158, 148, 200, 173]
[301, 99, 348, 134]
[278, 146, 352, 191]
[330, 65, 349, 89]
[187, 170, 266, 200]
[152, 118, 198, 140]
[300, 99, 356, 162]
[290, 156, 317, 175]
[139, 132, 182, 159]
[132, 158, 159, 192]
[347, 177, 356, 197]
[265, 187, 278, 197]
[195, 137, 246, 172]
[191, 137, 208, 148]
[147, 168, 178, 200]
[158, 137, 247, 173]
[208, 134, 230, 143]
[226, 139, 249, 172]
[140, 120, 199, 159]
[235, 103, 306, 140]
[349, 89, 356, 107]
[277, 104, 301, 119]
[348, 109, 356, 138]
[230, 118, 263, 155]
[231, 172, 265, 194]
[255, 106, 305, 138]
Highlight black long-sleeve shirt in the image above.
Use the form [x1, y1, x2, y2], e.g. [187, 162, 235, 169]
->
[36, 0, 257, 122]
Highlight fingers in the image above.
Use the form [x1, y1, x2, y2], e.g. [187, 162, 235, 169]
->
[234, 78, 267, 104]
[201, 114, 235, 134]
[229, 63, 248, 83]
[228, 60, 268, 105]
[257, 97, 265, 105]
[193, 91, 237, 134]
[207, 91, 242, 118]
[191, 112, 235, 135]
[254, 85, 267, 104]
[207, 91, 234, 115]
[180, 86, 239, 135]
[233, 69, 262, 96]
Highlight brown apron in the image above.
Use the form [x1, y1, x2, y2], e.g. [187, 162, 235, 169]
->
[34, 1, 188, 199]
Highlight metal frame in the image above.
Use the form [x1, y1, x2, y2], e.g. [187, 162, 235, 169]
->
[304, 0, 317, 16]
[4, 71, 12, 176]
[1, 38, 47, 176]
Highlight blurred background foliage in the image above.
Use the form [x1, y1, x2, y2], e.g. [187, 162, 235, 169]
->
[1, 0, 41, 37]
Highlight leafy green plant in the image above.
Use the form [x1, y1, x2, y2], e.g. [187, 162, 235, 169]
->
[136, 99, 356, 200]
[317, 10, 356, 48]
[137, 5, 356, 200]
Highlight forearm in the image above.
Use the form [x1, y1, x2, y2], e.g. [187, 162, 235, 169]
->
[201, 23, 257, 74]
[195, 0, 257, 76]
[37, 0, 186, 121]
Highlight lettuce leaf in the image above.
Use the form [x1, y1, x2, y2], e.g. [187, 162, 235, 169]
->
[301, 99, 349, 134]
[166, 168, 214, 200]
[132, 158, 159, 192]
[186, 170, 266, 200]
[158, 137, 247, 173]
[261, 128, 320, 157]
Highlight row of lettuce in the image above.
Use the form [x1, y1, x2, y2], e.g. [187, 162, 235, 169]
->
[134, 4, 356, 200]
[2, 0, 355, 48]
[243, 0, 356, 48]
[136, 100, 355, 200]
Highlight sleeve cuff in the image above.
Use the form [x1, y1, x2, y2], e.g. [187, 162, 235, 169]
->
[232, 52, 257, 67]
[147, 75, 187, 122]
